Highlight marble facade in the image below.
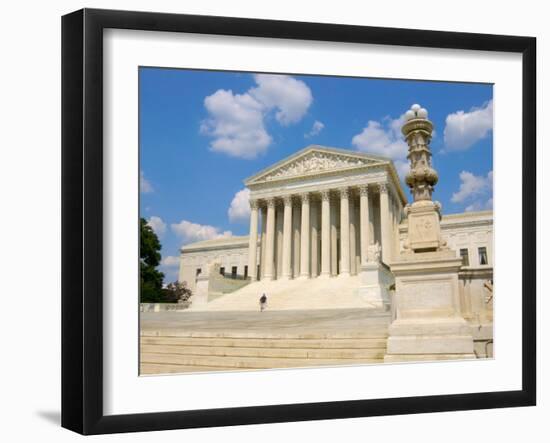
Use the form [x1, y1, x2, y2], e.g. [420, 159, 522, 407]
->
[243, 146, 406, 282]
[179, 146, 492, 294]
[178, 211, 493, 294]
[179, 145, 493, 297]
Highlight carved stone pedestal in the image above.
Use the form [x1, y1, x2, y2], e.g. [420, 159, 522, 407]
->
[357, 262, 393, 310]
[404, 200, 443, 252]
[385, 251, 475, 362]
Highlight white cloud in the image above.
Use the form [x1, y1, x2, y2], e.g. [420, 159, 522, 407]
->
[394, 160, 410, 180]
[159, 256, 181, 284]
[200, 89, 271, 159]
[201, 74, 313, 159]
[171, 219, 232, 244]
[147, 216, 166, 237]
[443, 100, 493, 151]
[250, 74, 313, 125]
[140, 170, 153, 193]
[305, 120, 325, 138]
[228, 188, 251, 222]
[352, 114, 409, 179]
[161, 255, 180, 267]
[451, 170, 493, 211]
[352, 116, 408, 160]
[465, 198, 493, 212]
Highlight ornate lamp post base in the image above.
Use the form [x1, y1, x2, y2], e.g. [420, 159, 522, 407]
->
[386, 104, 475, 362]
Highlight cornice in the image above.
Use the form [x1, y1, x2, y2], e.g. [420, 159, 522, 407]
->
[181, 241, 252, 254]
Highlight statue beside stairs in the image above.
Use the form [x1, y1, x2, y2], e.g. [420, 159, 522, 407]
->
[357, 242, 393, 311]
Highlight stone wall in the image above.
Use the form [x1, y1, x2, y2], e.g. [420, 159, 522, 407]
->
[178, 237, 255, 291]
[208, 269, 251, 295]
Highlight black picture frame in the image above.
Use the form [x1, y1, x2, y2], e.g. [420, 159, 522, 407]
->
[61, 8, 536, 435]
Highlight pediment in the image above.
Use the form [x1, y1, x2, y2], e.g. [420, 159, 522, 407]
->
[246, 146, 387, 185]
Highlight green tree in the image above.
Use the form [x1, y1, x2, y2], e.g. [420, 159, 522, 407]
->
[140, 217, 165, 302]
[162, 281, 193, 304]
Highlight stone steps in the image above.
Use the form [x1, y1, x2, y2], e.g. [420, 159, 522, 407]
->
[140, 331, 387, 374]
[141, 335, 388, 349]
[141, 352, 383, 370]
[203, 301, 373, 311]
[194, 275, 371, 311]
[141, 344, 386, 359]
[141, 363, 240, 375]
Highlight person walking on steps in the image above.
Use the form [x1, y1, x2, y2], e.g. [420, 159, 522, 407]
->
[259, 293, 267, 312]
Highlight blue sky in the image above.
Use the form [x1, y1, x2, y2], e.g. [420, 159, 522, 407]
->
[139, 67, 493, 282]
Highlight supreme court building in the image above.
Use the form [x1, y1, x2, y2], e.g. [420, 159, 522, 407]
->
[178, 145, 493, 306]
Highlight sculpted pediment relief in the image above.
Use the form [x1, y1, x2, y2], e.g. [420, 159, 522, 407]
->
[249, 149, 381, 184]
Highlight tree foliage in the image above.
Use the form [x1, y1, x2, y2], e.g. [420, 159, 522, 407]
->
[163, 281, 193, 304]
[140, 217, 165, 302]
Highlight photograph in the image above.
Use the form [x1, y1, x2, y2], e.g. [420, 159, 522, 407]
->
[138, 68, 494, 375]
[1, 0, 543, 439]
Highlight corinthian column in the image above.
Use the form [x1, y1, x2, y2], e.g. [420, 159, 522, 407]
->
[263, 198, 276, 280]
[247, 199, 259, 281]
[349, 195, 357, 275]
[292, 204, 301, 278]
[330, 198, 338, 276]
[320, 190, 331, 277]
[359, 185, 370, 265]
[281, 195, 293, 279]
[311, 200, 319, 277]
[339, 187, 350, 276]
[260, 206, 267, 279]
[379, 183, 391, 264]
[299, 193, 310, 278]
[275, 204, 284, 278]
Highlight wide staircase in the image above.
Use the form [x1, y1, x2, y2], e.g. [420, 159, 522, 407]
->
[193, 275, 371, 311]
[141, 331, 388, 374]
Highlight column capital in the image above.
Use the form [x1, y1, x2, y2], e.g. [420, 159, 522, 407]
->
[379, 183, 388, 194]
[283, 195, 293, 206]
[339, 187, 349, 199]
[320, 190, 331, 201]
[266, 198, 276, 209]
[249, 199, 259, 210]
[359, 185, 369, 197]
[300, 192, 310, 203]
